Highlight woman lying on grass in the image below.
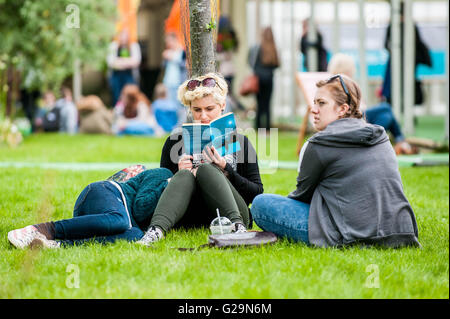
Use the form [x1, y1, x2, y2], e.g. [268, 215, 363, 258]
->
[251, 74, 421, 248]
[136, 73, 264, 245]
[8, 168, 173, 249]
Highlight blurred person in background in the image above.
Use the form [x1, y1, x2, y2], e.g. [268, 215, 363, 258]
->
[151, 83, 179, 133]
[162, 32, 187, 126]
[77, 95, 113, 135]
[33, 91, 60, 133]
[113, 84, 163, 136]
[217, 16, 245, 114]
[20, 89, 40, 132]
[300, 19, 328, 72]
[107, 29, 142, 106]
[381, 2, 432, 109]
[55, 86, 78, 134]
[248, 26, 280, 131]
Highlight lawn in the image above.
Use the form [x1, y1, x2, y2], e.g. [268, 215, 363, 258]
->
[0, 133, 448, 299]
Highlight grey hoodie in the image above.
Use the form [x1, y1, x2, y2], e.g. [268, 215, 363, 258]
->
[288, 118, 420, 248]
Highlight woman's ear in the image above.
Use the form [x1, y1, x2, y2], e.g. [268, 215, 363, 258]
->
[338, 104, 350, 117]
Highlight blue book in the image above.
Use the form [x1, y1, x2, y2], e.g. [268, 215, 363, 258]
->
[182, 112, 241, 166]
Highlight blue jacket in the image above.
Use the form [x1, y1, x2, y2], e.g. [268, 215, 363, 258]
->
[119, 168, 173, 229]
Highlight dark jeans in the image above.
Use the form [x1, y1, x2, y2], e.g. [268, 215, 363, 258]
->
[54, 181, 143, 247]
[110, 70, 135, 106]
[364, 102, 404, 142]
[255, 78, 273, 131]
[150, 164, 250, 233]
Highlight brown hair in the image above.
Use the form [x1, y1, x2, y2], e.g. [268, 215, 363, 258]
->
[120, 84, 151, 119]
[316, 74, 363, 119]
[260, 27, 280, 67]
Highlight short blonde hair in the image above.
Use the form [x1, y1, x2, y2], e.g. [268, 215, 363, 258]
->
[327, 53, 357, 79]
[177, 73, 228, 107]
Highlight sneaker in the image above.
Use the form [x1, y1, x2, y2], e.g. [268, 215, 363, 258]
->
[136, 226, 164, 246]
[8, 225, 45, 249]
[29, 236, 61, 249]
[394, 141, 419, 155]
[233, 223, 247, 233]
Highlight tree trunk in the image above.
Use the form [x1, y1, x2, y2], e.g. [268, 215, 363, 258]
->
[73, 58, 82, 104]
[5, 65, 14, 118]
[189, 0, 216, 77]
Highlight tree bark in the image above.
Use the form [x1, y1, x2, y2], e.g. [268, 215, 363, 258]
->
[189, 0, 216, 77]
[5, 65, 14, 118]
[73, 58, 82, 104]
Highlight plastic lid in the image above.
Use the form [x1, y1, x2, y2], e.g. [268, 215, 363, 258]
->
[210, 216, 232, 227]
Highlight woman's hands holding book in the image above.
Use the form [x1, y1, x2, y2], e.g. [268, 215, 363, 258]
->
[178, 154, 200, 177]
[203, 146, 227, 170]
[178, 147, 226, 177]
[178, 154, 193, 171]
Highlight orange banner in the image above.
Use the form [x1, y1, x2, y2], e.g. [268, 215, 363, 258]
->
[116, 0, 139, 42]
[165, 0, 183, 44]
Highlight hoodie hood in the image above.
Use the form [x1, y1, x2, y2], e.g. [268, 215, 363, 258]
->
[308, 118, 389, 148]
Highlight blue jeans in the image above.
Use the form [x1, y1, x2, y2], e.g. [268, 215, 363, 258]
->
[54, 181, 143, 247]
[251, 194, 310, 244]
[364, 102, 404, 142]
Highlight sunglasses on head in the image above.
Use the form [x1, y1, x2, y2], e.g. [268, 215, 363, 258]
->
[326, 74, 352, 105]
[186, 77, 222, 91]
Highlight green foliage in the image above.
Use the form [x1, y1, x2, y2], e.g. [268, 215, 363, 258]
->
[205, 18, 217, 32]
[0, 116, 23, 148]
[0, 0, 116, 92]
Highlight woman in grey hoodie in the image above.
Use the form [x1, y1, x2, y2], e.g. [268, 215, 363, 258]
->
[251, 74, 421, 248]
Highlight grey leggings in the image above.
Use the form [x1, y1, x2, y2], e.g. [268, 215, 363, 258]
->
[150, 163, 250, 233]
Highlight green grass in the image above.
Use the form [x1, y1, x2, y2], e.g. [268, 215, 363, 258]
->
[413, 116, 447, 142]
[0, 133, 448, 298]
[0, 132, 301, 163]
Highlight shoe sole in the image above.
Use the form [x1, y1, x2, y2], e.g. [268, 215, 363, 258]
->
[136, 240, 153, 246]
[29, 236, 60, 249]
[29, 237, 44, 249]
[29, 237, 48, 249]
[136, 237, 163, 246]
